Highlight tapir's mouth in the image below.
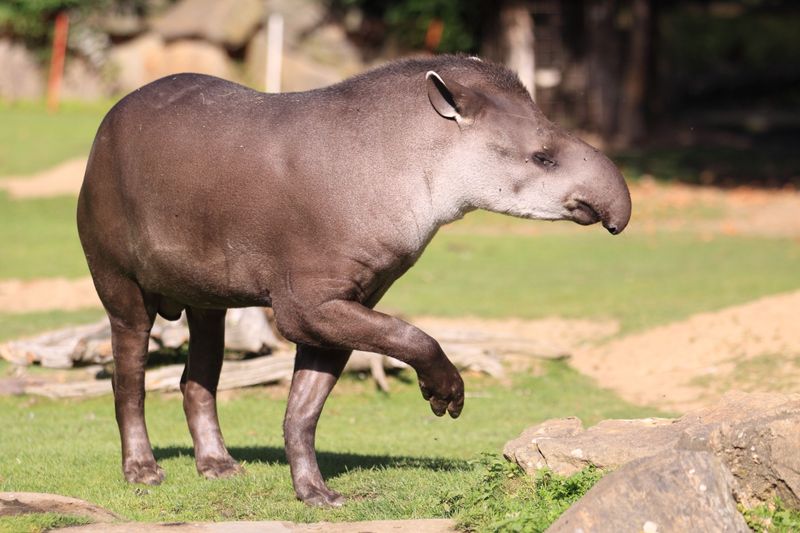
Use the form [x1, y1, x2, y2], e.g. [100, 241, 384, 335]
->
[566, 199, 602, 226]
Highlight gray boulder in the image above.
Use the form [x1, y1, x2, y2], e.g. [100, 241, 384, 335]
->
[152, 0, 263, 49]
[0, 39, 43, 100]
[548, 451, 750, 533]
[505, 391, 800, 508]
[108, 33, 232, 93]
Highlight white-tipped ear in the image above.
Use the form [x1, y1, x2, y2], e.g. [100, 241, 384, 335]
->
[426, 71, 461, 121]
[425, 70, 483, 126]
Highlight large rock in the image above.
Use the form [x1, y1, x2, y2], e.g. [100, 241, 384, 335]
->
[0, 39, 44, 100]
[152, 0, 263, 49]
[548, 451, 750, 533]
[0, 492, 119, 523]
[62, 57, 111, 100]
[245, 0, 364, 91]
[107, 33, 167, 92]
[109, 33, 231, 93]
[162, 39, 232, 80]
[504, 391, 800, 508]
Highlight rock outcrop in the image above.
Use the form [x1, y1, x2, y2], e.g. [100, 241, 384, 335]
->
[548, 451, 750, 533]
[505, 391, 800, 526]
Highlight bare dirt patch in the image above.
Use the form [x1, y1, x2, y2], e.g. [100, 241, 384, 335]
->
[570, 290, 800, 413]
[60, 519, 457, 532]
[632, 177, 800, 238]
[0, 157, 87, 198]
[0, 277, 101, 313]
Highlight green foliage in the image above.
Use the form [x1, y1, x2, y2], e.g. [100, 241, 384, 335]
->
[0, 0, 106, 45]
[741, 499, 800, 533]
[331, 0, 483, 52]
[0, 513, 90, 533]
[442, 454, 603, 532]
[662, 8, 800, 81]
[615, 144, 800, 187]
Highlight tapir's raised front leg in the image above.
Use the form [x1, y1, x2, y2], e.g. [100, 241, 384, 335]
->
[276, 297, 465, 420]
[284, 345, 352, 507]
[278, 296, 464, 506]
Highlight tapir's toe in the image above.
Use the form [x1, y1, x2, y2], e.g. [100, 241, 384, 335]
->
[124, 461, 165, 485]
[298, 485, 346, 508]
[197, 455, 244, 479]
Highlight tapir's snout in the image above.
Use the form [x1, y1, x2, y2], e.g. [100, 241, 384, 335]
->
[565, 147, 632, 235]
[600, 166, 632, 235]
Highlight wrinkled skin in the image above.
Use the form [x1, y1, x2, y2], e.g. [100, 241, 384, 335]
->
[77, 55, 631, 507]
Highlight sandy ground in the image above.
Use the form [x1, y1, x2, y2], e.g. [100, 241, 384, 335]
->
[0, 277, 101, 313]
[571, 290, 800, 413]
[61, 519, 456, 533]
[0, 157, 87, 198]
[632, 177, 800, 238]
[2, 159, 799, 413]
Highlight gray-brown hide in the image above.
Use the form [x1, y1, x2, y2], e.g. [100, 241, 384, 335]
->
[77, 55, 631, 507]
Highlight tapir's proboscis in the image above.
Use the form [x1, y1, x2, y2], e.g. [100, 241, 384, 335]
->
[78, 55, 631, 507]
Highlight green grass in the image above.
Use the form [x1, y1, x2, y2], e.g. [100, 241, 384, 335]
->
[0, 362, 659, 526]
[0, 513, 90, 533]
[0, 193, 89, 280]
[742, 499, 800, 533]
[0, 309, 105, 342]
[384, 228, 800, 332]
[0, 101, 110, 177]
[443, 456, 603, 531]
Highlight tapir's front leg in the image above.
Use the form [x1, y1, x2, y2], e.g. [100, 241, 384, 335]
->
[276, 297, 463, 506]
[284, 345, 351, 507]
[276, 298, 465, 419]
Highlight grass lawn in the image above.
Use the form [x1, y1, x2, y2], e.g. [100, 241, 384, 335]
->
[0, 362, 661, 530]
[0, 194, 89, 280]
[0, 101, 111, 177]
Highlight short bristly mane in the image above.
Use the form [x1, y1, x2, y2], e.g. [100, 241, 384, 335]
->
[316, 54, 531, 99]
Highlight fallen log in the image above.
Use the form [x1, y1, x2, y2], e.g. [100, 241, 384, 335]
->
[24, 351, 297, 399]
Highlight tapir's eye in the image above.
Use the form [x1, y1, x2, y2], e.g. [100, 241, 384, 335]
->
[532, 152, 556, 168]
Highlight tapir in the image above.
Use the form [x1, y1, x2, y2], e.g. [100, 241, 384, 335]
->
[77, 54, 631, 506]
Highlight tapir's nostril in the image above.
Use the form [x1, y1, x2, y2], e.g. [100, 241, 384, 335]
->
[606, 224, 619, 235]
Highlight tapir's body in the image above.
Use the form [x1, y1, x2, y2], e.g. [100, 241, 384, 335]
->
[78, 55, 631, 506]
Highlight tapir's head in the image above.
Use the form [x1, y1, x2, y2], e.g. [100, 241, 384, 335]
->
[425, 63, 631, 235]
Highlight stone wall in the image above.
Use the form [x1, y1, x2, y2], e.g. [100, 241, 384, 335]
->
[0, 0, 367, 101]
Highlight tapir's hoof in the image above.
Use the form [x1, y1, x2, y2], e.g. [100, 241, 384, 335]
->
[197, 455, 244, 479]
[123, 461, 165, 485]
[298, 486, 346, 508]
[419, 367, 465, 419]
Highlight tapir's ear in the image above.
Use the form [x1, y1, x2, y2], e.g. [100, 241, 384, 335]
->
[426, 71, 482, 126]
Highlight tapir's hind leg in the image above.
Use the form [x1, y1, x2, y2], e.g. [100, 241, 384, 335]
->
[181, 307, 243, 479]
[284, 345, 351, 507]
[96, 273, 163, 485]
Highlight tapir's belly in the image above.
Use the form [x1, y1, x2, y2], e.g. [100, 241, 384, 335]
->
[130, 218, 278, 309]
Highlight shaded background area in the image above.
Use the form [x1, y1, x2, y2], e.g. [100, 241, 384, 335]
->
[1, 0, 798, 186]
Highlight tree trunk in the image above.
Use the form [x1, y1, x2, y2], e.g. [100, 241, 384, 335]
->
[482, 1, 536, 99]
[618, 0, 652, 145]
[586, 0, 621, 139]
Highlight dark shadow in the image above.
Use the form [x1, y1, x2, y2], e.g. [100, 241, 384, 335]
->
[153, 445, 470, 478]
